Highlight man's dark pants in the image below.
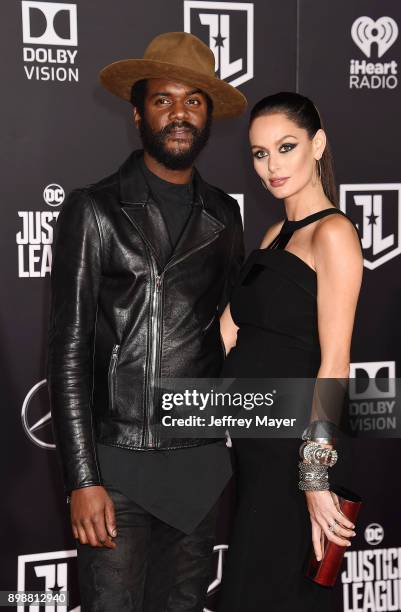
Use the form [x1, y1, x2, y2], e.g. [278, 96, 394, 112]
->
[77, 487, 218, 611]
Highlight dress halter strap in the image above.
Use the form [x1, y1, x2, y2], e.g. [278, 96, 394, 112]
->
[281, 208, 345, 234]
[267, 208, 345, 250]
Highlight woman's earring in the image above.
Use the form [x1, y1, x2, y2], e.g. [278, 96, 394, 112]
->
[317, 159, 322, 180]
[260, 177, 268, 190]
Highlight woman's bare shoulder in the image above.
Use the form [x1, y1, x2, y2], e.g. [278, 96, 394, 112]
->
[312, 211, 360, 248]
[312, 211, 363, 267]
[259, 219, 286, 249]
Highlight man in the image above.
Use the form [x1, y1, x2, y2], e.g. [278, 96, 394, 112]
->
[48, 32, 245, 611]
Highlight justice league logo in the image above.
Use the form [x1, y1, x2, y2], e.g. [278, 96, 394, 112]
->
[229, 193, 244, 225]
[204, 544, 228, 612]
[17, 550, 80, 611]
[16, 182, 62, 278]
[342, 523, 400, 612]
[340, 183, 401, 270]
[183, 1, 254, 88]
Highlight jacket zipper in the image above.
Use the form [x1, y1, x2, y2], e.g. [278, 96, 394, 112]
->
[145, 265, 163, 447]
[146, 236, 223, 445]
[203, 312, 216, 333]
[108, 344, 120, 411]
[146, 235, 223, 446]
[165, 234, 220, 271]
[121, 205, 223, 448]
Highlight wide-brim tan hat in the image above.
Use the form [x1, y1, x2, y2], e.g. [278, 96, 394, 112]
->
[99, 32, 247, 119]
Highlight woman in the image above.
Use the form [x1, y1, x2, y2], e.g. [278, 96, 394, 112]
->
[218, 92, 363, 611]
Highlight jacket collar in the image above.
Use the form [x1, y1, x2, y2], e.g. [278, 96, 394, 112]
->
[118, 150, 225, 271]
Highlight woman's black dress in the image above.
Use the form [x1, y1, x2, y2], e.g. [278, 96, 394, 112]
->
[218, 208, 349, 612]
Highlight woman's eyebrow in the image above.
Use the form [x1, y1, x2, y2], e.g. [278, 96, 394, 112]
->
[276, 134, 297, 143]
[251, 135, 297, 150]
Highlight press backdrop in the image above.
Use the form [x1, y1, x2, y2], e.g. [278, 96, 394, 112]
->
[2, 1, 401, 610]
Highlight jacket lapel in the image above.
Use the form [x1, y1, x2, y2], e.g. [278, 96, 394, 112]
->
[119, 150, 226, 270]
[119, 151, 171, 269]
[167, 201, 225, 268]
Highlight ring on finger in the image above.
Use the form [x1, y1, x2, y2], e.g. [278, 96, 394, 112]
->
[328, 521, 337, 533]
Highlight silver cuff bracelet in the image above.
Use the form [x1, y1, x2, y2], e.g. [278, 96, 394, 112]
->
[299, 441, 338, 467]
[301, 420, 337, 445]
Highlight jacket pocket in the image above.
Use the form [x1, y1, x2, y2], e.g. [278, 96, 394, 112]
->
[108, 344, 120, 411]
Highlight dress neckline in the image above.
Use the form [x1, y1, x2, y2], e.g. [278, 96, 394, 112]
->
[281, 207, 343, 234]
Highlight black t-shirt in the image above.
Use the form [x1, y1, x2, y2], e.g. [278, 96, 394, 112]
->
[139, 155, 193, 249]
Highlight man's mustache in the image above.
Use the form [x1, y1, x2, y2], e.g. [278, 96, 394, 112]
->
[159, 121, 198, 137]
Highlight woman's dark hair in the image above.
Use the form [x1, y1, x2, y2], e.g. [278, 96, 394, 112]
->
[130, 79, 214, 119]
[249, 92, 338, 206]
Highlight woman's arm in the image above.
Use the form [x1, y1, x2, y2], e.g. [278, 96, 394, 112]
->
[314, 215, 363, 379]
[304, 214, 363, 560]
[220, 304, 239, 355]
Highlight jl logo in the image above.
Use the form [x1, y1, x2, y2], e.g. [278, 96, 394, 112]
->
[340, 184, 401, 269]
[184, 1, 254, 87]
[17, 550, 80, 611]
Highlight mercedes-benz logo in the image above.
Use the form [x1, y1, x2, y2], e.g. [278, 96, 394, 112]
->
[21, 379, 55, 449]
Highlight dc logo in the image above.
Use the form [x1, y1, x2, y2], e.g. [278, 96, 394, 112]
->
[21, 379, 55, 450]
[21, 1, 78, 46]
[184, 1, 254, 88]
[17, 550, 80, 611]
[351, 16, 398, 59]
[364, 523, 384, 545]
[204, 544, 228, 612]
[43, 183, 65, 207]
[340, 184, 401, 270]
[229, 193, 244, 226]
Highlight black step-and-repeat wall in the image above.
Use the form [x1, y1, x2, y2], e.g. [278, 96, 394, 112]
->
[2, 1, 401, 610]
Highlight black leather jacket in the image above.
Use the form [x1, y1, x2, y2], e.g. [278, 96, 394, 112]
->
[47, 150, 244, 493]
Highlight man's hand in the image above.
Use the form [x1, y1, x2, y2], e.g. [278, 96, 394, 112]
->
[70, 486, 117, 548]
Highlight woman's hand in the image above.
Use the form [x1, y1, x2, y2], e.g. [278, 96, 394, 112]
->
[305, 490, 356, 561]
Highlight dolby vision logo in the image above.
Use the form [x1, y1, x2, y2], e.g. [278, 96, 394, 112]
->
[21, 1, 79, 83]
[21, 1, 78, 46]
[364, 523, 384, 546]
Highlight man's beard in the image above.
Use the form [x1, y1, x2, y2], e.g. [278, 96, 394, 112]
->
[139, 115, 212, 170]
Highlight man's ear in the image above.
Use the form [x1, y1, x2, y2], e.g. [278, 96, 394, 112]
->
[133, 107, 141, 129]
